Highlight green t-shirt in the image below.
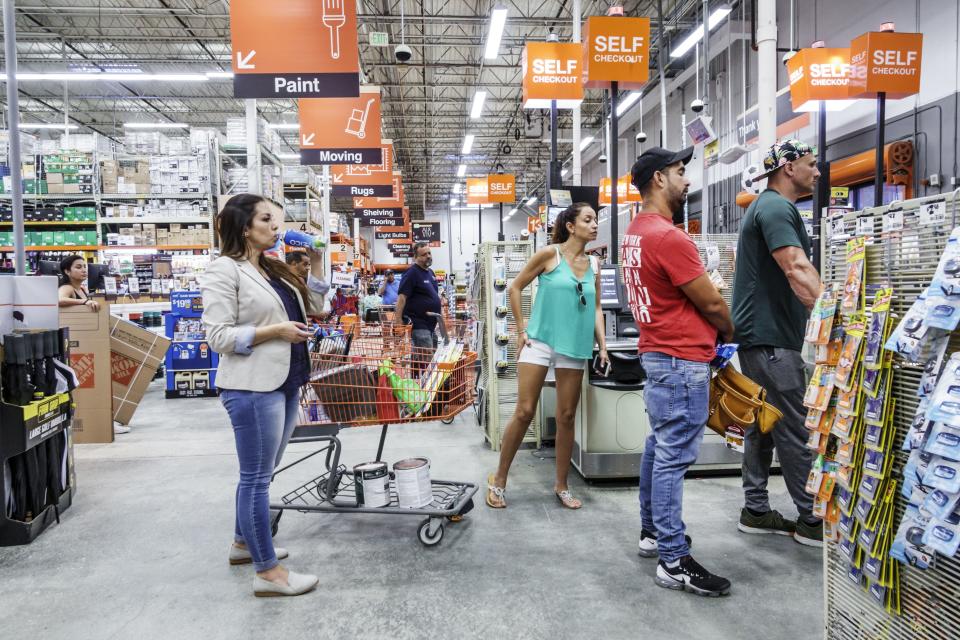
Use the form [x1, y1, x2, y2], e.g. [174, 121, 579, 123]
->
[731, 189, 812, 351]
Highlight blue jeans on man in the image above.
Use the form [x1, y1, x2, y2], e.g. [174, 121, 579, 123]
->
[638, 352, 710, 563]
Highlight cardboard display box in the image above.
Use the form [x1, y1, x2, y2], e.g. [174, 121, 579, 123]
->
[61, 304, 114, 444]
[108, 315, 171, 425]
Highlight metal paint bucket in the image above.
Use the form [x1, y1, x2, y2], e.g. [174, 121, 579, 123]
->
[393, 457, 432, 508]
[354, 461, 390, 508]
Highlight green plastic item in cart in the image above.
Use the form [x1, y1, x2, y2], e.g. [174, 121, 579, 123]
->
[378, 359, 428, 414]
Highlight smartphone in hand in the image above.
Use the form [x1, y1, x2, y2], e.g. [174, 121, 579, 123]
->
[592, 354, 611, 377]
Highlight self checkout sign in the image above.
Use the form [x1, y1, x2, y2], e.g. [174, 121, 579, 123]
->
[848, 30, 923, 99]
[582, 16, 651, 90]
[522, 42, 584, 109]
[230, 0, 360, 98]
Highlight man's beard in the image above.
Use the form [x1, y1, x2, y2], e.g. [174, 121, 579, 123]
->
[670, 190, 688, 225]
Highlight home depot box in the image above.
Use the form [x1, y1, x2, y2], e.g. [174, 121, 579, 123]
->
[61, 304, 113, 444]
[109, 315, 171, 425]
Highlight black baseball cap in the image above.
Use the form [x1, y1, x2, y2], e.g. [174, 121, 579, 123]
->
[630, 146, 694, 191]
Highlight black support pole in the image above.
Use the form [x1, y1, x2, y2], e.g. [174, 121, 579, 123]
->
[498, 203, 504, 241]
[812, 100, 829, 271]
[610, 81, 619, 263]
[874, 92, 886, 207]
[478, 204, 482, 242]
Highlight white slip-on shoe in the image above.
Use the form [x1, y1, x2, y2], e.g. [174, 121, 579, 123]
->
[229, 545, 289, 566]
[253, 571, 319, 597]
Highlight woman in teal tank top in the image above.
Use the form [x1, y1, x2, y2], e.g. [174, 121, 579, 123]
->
[486, 203, 608, 510]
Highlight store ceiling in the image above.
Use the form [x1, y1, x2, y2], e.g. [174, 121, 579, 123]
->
[1, 0, 704, 216]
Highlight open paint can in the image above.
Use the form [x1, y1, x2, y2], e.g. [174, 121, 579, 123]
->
[393, 457, 433, 508]
[354, 461, 390, 508]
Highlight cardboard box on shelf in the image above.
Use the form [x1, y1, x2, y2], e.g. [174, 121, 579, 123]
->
[61, 304, 114, 444]
[109, 315, 171, 425]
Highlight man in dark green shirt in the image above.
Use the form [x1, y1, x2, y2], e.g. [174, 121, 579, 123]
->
[731, 139, 824, 548]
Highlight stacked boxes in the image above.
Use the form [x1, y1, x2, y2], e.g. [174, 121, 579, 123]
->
[44, 152, 95, 194]
[148, 156, 210, 195]
[101, 159, 150, 194]
[105, 223, 207, 247]
[0, 229, 97, 247]
[102, 199, 211, 219]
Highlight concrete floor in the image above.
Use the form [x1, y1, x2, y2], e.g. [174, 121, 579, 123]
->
[1, 381, 823, 640]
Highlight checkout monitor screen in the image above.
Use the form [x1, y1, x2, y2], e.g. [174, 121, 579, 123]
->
[599, 265, 623, 310]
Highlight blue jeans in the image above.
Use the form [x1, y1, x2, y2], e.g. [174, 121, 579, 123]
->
[639, 352, 710, 563]
[221, 388, 300, 572]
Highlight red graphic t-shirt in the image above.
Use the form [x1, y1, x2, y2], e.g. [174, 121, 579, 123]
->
[621, 213, 717, 362]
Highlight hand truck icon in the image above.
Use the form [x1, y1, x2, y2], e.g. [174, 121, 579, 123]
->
[346, 98, 375, 139]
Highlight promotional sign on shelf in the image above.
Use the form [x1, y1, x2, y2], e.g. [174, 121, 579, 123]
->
[330, 141, 394, 197]
[848, 31, 922, 99]
[230, 0, 359, 98]
[582, 16, 651, 89]
[786, 47, 854, 112]
[412, 222, 441, 246]
[487, 174, 516, 203]
[466, 178, 490, 205]
[522, 42, 584, 109]
[599, 175, 642, 205]
[299, 87, 383, 165]
[330, 270, 356, 287]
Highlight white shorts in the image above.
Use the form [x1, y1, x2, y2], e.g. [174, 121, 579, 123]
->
[517, 338, 586, 371]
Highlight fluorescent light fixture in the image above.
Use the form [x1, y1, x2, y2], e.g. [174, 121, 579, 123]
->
[453, 183, 463, 194]
[205, 71, 234, 79]
[124, 122, 189, 129]
[579, 136, 595, 151]
[616, 92, 641, 117]
[267, 123, 300, 130]
[450, 197, 458, 206]
[0, 72, 209, 82]
[470, 91, 487, 119]
[508, 208, 518, 215]
[461, 134, 475, 154]
[670, 6, 732, 58]
[484, 7, 509, 59]
[277, 153, 300, 160]
[561, 168, 569, 178]
[19, 123, 78, 130]
[457, 164, 467, 177]
[526, 197, 537, 206]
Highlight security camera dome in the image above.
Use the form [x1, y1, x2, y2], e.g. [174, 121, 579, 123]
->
[636, 131, 647, 143]
[598, 153, 608, 164]
[690, 99, 705, 113]
[395, 44, 413, 63]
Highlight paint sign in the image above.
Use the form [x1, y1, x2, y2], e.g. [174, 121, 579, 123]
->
[787, 47, 853, 111]
[230, 0, 359, 98]
[848, 31, 923, 99]
[330, 141, 394, 197]
[299, 87, 382, 165]
[522, 42, 584, 109]
[487, 174, 516, 203]
[582, 16, 651, 90]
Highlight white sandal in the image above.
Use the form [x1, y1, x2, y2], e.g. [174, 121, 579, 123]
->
[486, 474, 506, 508]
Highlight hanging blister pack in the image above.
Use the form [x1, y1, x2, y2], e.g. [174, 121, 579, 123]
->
[922, 457, 960, 494]
[885, 292, 938, 359]
[921, 488, 960, 520]
[803, 365, 836, 412]
[923, 422, 960, 460]
[835, 313, 865, 391]
[926, 353, 960, 427]
[863, 288, 893, 369]
[889, 505, 935, 570]
[840, 237, 867, 315]
[805, 288, 839, 345]
[929, 226, 960, 300]
[922, 510, 960, 558]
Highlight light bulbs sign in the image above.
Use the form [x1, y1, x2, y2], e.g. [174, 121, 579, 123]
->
[230, 0, 360, 98]
[522, 42, 584, 109]
[848, 31, 923, 99]
[299, 87, 383, 165]
[582, 16, 651, 90]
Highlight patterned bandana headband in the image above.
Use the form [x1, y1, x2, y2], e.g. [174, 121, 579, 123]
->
[761, 139, 818, 177]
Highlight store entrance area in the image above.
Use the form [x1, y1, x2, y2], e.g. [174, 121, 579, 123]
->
[0, 383, 821, 639]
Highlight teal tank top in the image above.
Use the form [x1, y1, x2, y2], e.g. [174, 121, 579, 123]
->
[526, 246, 596, 360]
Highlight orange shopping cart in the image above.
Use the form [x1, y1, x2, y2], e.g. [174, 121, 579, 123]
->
[268, 321, 478, 547]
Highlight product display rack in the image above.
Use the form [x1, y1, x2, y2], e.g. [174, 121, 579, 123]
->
[821, 192, 960, 639]
[163, 290, 218, 399]
[475, 241, 539, 450]
[217, 143, 285, 208]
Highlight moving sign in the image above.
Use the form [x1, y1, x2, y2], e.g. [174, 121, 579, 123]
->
[299, 87, 382, 165]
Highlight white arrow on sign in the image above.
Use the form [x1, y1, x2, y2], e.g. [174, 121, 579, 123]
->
[333, 173, 343, 182]
[301, 133, 315, 146]
[236, 50, 257, 69]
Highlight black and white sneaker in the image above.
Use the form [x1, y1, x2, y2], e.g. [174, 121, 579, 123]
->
[655, 555, 731, 597]
[637, 529, 694, 558]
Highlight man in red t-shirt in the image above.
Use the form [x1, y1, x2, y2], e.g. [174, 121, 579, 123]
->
[622, 147, 734, 597]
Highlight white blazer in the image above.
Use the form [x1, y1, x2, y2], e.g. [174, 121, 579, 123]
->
[200, 256, 327, 392]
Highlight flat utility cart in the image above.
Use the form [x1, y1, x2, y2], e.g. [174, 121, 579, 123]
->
[270, 320, 478, 546]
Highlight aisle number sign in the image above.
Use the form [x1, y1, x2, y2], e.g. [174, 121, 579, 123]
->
[230, 0, 360, 99]
[487, 174, 516, 203]
[582, 16, 651, 90]
[522, 42, 584, 109]
[848, 31, 923, 99]
[331, 141, 394, 197]
[599, 174, 642, 205]
[299, 87, 382, 165]
[466, 178, 490, 205]
[787, 47, 855, 112]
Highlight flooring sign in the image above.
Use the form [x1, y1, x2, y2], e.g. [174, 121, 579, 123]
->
[230, 0, 360, 98]
[356, 207, 404, 227]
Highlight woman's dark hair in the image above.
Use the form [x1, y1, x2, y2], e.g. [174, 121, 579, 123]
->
[216, 193, 313, 312]
[59, 254, 85, 286]
[551, 202, 593, 244]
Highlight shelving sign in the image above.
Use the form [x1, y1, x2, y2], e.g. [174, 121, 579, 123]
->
[230, 0, 360, 98]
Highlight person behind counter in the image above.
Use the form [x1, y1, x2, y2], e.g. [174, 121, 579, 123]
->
[57, 254, 100, 312]
[486, 203, 608, 511]
[200, 193, 329, 598]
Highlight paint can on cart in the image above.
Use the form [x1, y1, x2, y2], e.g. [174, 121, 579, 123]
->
[354, 461, 390, 508]
[393, 457, 432, 508]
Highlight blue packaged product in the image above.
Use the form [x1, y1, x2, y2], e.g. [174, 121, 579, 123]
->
[922, 457, 960, 494]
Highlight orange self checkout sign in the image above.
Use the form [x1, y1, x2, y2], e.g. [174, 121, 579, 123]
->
[487, 175, 516, 203]
[582, 16, 651, 90]
[787, 48, 855, 112]
[230, 0, 360, 98]
[848, 31, 922, 99]
[522, 42, 584, 109]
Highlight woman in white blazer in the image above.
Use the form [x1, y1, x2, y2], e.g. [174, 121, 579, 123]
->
[201, 194, 328, 597]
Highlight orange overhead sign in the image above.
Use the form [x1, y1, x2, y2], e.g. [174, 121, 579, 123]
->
[230, 0, 359, 98]
[330, 141, 394, 196]
[582, 16, 651, 90]
[299, 86, 382, 165]
[599, 175, 642, 205]
[787, 48, 855, 112]
[848, 31, 923, 99]
[466, 178, 490, 205]
[487, 174, 516, 203]
[522, 42, 584, 109]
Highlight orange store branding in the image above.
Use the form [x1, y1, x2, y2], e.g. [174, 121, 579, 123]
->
[522, 42, 583, 109]
[582, 16, 651, 89]
[487, 174, 516, 203]
[848, 31, 922, 99]
[466, 178, 489, 205]
[787, 48, 853, 111]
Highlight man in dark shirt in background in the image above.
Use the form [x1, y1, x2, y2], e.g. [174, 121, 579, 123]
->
[731, 139, 824, 548]
[395, 242, 442, 352]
